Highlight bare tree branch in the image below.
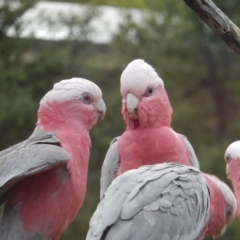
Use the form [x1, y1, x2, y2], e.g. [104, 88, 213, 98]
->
[183, 0, 240, 54]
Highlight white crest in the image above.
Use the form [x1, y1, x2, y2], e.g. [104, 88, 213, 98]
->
[40, 78, 102, 106]
[120, 59, 164, 96]
[225, 141, 240, 161]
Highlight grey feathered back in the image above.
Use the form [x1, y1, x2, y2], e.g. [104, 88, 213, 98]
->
[0, 128, 69, 239]
[87, 163, 210, 240]
[0, 128, 69, 200]
[100, 137, 120, 199]
[177, 133, 200, 169]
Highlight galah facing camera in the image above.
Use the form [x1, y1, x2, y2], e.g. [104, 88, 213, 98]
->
[99, 59, 236, 239]
[100, 59, 199, 198]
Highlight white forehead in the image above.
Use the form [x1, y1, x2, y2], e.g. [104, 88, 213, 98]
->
[40, 78, 102, 106]
[225, 141, 240, 160]
[120, 59, 164, 96]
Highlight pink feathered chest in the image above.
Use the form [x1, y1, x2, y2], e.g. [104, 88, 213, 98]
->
[118, 126, 191, 173]
[7, 131, 91, 240]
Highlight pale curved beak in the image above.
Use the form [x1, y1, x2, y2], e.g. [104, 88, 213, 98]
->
[226, 164, 230, 180]
[95, 99, 106, 119]
[126, 93, 139, 119]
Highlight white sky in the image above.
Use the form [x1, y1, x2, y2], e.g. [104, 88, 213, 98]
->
[6, 1, 162, 44]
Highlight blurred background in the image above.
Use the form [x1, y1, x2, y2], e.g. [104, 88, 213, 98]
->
[1, 0, 240, 239]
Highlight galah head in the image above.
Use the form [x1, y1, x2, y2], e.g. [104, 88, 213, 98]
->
[38, 78, 106, 130]
[204, 174, 236, 238]
[225, 141, 240, 180]
[216, 178, 237, 225]
[120, 59, 172, 129]
[224, 141, 240, 220]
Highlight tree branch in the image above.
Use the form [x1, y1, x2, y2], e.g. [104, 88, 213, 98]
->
[183, 0, 240, 54]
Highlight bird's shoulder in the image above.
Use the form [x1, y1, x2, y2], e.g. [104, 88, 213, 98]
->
[0, 128, 70, 198]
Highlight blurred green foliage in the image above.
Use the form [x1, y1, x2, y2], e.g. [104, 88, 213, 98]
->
[1, 0, 240, 239]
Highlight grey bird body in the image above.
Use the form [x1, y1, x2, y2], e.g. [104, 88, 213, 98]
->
[88, 163, 210, 240]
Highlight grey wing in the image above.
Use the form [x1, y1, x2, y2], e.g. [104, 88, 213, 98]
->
[87, 163, 210, 240]
[0, 141, 27, 158]
[178, 133, 200, 169]
[0, 128, 69, 198]
[100, 137, 120, 199]
[0, 127, 61, 158]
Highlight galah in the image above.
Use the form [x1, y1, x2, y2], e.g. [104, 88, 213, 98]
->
[100, 59, 199, 198]
[203, 173, 236, 238]
[0, 78, 106, 240]
[225, 141, 240, 220]
[101, 137, 236, 238]
[98, 59, 236, 238]
[87, 163, 210, 240]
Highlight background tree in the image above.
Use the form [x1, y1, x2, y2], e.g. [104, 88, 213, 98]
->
[183, 0, 240, 55]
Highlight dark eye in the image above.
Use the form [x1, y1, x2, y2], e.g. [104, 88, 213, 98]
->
[82, 93, 93, 104]
[226, 154, 232, 164]
[144, 86, 154, 96]
[226, 206, 233, 220]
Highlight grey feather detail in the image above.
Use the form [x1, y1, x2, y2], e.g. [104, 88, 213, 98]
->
[178, 134, 200, 170]
[87, 163, 210, 240]
[0, 203, 47, 240]
[25, 128, 61, 145]
[0, 141, 27, 159]
[0, 128, 69, 198]
[100, 137, 121, 199]
[0, 128, 61, 158]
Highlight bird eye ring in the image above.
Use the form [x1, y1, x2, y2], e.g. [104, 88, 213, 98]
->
[148, 88, 153, 94]
[226, 154, 232, 164]
[82, 93, 93, 104]
[84, 95, 91, 101]
[226, 206, 232, 219]
[144, 86, 154, 96]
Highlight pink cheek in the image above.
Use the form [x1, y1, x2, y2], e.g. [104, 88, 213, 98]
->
[228, 160, 240, 181]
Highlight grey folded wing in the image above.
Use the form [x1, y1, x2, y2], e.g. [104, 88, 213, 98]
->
[87, 163, 210, 240]
[0, 128, 69, 198]
[178, 133, 200, 169]
[0, 141, 27, 158]
[100, 137, 120, 199]
[0, 127, 62, 158]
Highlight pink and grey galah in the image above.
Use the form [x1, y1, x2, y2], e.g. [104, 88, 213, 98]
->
[87, 163, 210, 240]
[203, 173, 236, 238]
[100, 59, 199, 198]
[225, 141, 240, 220]
[98, 59, 236, 239]
[0, 78, 106, 240]
[100, 136, 236, 239]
